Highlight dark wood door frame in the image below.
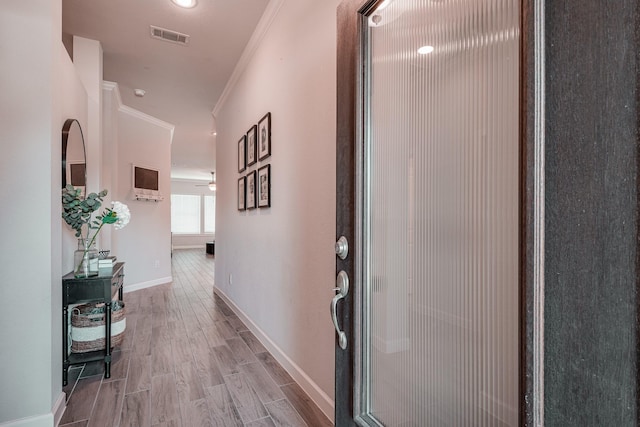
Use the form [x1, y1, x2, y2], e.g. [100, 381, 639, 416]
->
[521, 0, 535, 425]
[335, 0, 361, 424]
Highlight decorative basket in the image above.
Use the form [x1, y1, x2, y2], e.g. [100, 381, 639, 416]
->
[71, 301, 126, 353]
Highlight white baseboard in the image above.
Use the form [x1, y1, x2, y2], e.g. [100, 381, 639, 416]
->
[0, 391, 63, 427]
[172, 245, 205, 249]
[123, 276, 172, 293]
[213, 287, 335, 422]
[53, 393, 65, 427]
[0, 411, 54, 427]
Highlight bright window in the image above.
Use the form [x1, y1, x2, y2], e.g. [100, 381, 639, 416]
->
[171, 194, 215, 234]
[171, 194, 200, 233]
[204, 195, 216, 233]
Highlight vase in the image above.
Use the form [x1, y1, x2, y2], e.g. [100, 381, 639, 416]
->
[74, 238, 98, 278]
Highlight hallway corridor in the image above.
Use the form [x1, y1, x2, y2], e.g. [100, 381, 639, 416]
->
[60, 249, 332, 427]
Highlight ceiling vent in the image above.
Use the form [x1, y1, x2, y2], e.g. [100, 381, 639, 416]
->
[150, 25, 189, 45]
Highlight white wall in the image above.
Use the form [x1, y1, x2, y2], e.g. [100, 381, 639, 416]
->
[101, 83, 121, 248]
[113, 106, 173, 290]
[72, 36, 103, 198]
[214, 0, 338, 417]
[0, 1, 73, 425]
[101, 83, 174, 291]
[60, 45, 90, 275]
[170, 179, 216, 249]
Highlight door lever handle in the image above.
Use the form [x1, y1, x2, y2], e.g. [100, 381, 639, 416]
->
[331, 271, 349, 350]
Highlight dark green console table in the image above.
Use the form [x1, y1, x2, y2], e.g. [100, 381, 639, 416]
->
[62, 262, 125, 386]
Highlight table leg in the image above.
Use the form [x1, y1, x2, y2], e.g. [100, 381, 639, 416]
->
[104, 301, 112, 379]
[63, 305, 68, 386]
[118, 274, 124, 301]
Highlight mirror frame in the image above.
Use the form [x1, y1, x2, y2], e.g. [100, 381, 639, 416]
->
[61, 118, 87, 190]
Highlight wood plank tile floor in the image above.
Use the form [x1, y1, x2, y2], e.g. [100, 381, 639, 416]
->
[61, 249, 333, 427]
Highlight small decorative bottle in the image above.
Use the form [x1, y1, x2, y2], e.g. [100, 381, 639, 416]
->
[74, 238, 99, 278]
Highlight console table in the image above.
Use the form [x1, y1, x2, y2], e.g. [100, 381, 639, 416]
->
[62, 262, 125, 386]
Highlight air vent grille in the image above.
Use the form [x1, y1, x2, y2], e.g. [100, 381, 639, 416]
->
[150, 25, 189, 45]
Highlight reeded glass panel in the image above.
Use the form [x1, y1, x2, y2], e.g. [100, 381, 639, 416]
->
[361, 0, 519, 425]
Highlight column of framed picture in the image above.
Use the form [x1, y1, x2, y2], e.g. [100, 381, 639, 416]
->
[238, 112, 271, 211]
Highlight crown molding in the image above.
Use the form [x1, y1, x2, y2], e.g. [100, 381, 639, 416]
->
[211, 0, 285, 118]
[102, 81, 175, 143]
[119, 105, 175, 139]
[102, 80, 123, 107]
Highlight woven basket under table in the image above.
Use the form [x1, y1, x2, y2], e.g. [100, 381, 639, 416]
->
[71, 302, 126, 353]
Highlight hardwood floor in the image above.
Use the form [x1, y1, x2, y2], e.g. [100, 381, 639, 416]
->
[60, 249, 332, 427]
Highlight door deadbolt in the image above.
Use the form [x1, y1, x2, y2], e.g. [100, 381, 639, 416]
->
[335, 236, 349, 260]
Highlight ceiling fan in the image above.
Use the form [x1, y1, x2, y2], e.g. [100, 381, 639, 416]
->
[196, 171, 216, 191]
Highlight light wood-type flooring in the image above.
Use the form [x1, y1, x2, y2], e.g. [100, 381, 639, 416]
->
[60, 248, 333, 427]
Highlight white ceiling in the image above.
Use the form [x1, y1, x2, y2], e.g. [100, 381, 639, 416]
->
[62, 0, 270, 181]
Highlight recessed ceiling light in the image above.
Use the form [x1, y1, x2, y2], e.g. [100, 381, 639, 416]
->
[171, 0, 197, 8]
[418, 45, 435, 55]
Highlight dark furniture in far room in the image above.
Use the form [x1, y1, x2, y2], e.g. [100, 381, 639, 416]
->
[206, 241, 215, 255]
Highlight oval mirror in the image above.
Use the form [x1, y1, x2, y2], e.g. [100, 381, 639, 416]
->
[61, 119, 87, 196]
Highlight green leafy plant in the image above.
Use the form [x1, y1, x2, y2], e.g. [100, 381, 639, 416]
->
[62, 185, 108, 237]
[62, 185, 130, 274]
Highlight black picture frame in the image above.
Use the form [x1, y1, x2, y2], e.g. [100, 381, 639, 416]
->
[258, 112, 271, 161]
[238, 135, 247, 173]
[246, 170, 257, 210]
[247, 125, 257, 167]
[237, 176, 246, 211]
[258, 164, 271, 208]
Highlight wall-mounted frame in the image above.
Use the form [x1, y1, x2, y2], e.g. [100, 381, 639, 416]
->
[258, 112, 271, 161]
[238, 135, 247, 173]
[258, 164, 271, 208]
[247, 125, 257, 167]
[132, 164, 164, 201]
[246, 170, 257, 210]
[237, 176, 246, 211]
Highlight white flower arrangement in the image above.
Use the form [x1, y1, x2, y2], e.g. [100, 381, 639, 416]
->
[111, 201, 131, 230]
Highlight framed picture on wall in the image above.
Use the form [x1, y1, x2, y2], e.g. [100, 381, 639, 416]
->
[247, 125, 257, 167]
[258, 164, 271, 208]
[238, 135, 247, 173]
[258, 112, 271, 161]
[237, 176, 246, 211]
[246, 170, 257, 210]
